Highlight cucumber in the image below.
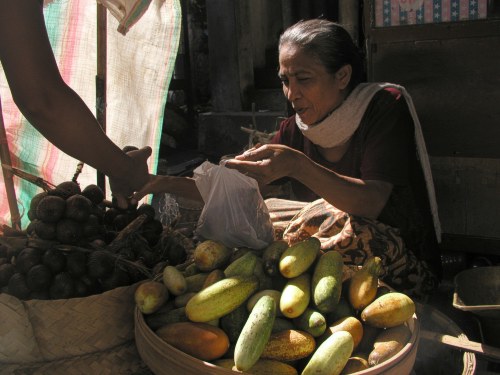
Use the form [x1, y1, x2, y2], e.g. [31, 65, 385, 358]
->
[348, 256, 383, 310]
[312, 251, 343, 314]
[246, 289, 282, 315]
[224, 251, 258, 277]
[280, 273, 311, 318]
[292, 307, 327, 337]
[234, 295, 277, 371]
[262, 240, 289, 276]
[220, 304, 249, 344]
[162, 265, 188, 296]
[368, 324, 412, 366]
[193, 240, 232, 272]
[279, 237, 321, 278]
[361, 292, 415, 328]
[301, 330, 354, 375]
[186, 275, 259, 322]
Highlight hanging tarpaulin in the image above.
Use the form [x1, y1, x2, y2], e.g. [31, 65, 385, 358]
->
[0, 0, 182, 229]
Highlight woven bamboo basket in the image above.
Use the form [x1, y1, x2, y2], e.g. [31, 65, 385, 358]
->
[0, 282, 144, 373]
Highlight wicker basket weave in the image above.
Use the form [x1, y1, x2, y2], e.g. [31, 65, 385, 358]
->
[0, 283, 145, 373]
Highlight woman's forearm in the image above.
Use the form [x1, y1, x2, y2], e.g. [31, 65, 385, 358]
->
[290, 155, 392, 219]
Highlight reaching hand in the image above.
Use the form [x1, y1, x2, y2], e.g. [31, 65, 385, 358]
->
[130, 174, 171, 205]
[110, 146, 152, 208]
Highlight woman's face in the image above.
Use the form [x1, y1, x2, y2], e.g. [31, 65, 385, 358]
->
[279, 44, 346, 125]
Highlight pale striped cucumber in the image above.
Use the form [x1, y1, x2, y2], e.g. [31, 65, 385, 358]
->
[186, 275, 259, 322]
[234, 295, 277, 371]
[279, 237, 321, 278]
[301, 330, 354, 375]
[312, 251, 343, 314]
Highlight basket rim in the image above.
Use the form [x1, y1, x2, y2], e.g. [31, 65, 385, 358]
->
[135, 305, 420, 374]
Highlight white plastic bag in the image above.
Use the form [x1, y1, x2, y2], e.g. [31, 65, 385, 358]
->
[193, 161, 274, 249]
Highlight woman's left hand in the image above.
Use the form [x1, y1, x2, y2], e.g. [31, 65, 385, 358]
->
[224, 143, 302, 185]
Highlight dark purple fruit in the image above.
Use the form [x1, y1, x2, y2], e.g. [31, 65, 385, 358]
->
[26, 264, 52, 291]
[82, 214, 103, 239]
[43, 248, 66, 273]
[66, 251, 87, 278]
[15, 247, 43, 274]
[87, 250, 115, 279]
[0, 263, 16, 287]
[36, 195, 66, 223]
[141, 219, 163, 246]
[29, 191, 48, 220]
[65, 194, 92, 222]
[103, 207, 120, 227]
[49, 272, 75, 300]
[56, 219, 82, 245]
[52, 181, 81, 199]
[8, 273, 31, 299]
[81, 184, 105, 205]
[34, 220, 57, 240]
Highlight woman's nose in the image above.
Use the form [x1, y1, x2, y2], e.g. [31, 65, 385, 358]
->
[285, 80, 300, 102]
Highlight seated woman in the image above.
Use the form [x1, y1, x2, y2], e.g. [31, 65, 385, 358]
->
[132, 19, 441, 298]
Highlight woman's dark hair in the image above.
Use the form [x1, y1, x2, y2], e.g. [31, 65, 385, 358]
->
[279, 19, 365, 91]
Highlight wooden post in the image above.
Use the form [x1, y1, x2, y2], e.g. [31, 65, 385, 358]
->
[0, 97, 22, 230]
[96, 3, 107, 193]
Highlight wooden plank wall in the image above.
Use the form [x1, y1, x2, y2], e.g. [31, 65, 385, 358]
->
[364, 2, 500, 251]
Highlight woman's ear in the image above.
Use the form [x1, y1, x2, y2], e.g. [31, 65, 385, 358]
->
[335, 65, 352, 89]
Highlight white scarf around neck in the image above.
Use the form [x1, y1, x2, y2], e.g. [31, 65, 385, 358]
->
[296, 82, 441, 242]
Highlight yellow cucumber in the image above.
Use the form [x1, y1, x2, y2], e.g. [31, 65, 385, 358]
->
[224, 251, 258, 277]
[234, 295, 277, 371]
[368, 324, 411, 366]
[186, 275, 259, 322]
[312, 251, 343, 313]
[193, 240, 232, 272]
[279, 237, 321, 278]
[261, 329, 316, 361]
[162, 265, 188, 296]
[348, 256, 383, 310]
[280, 273, 311, 318]
[262, 240, 289, 276]
[361, 292, 415, 328]
[301, 330, 354, 375]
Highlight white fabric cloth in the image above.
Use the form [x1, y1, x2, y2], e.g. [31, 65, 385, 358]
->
[44, 0, 152, 34]
[296, 82, 441, 242]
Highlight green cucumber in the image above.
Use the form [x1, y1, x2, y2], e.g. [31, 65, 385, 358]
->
[312, 251, 343, 313]
[234, 295, 276, 371]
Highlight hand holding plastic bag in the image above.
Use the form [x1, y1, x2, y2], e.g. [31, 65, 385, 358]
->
[193, 161, 274, 249]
